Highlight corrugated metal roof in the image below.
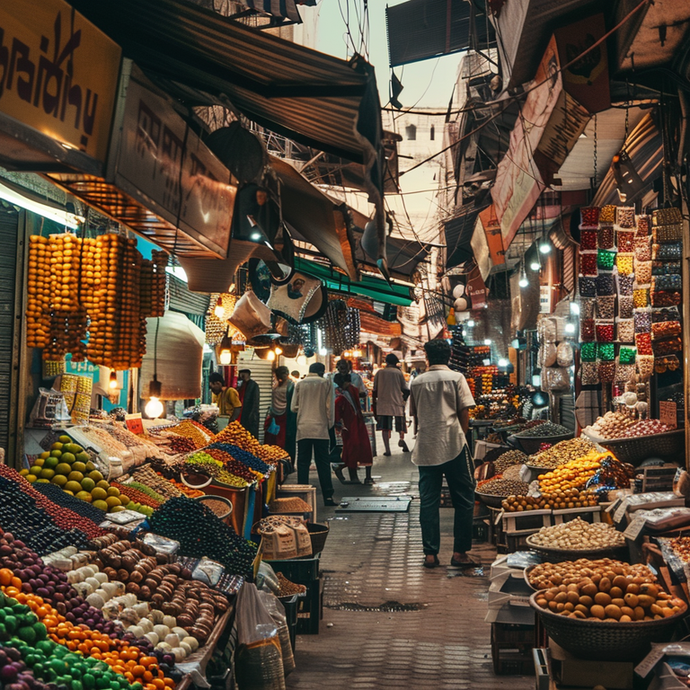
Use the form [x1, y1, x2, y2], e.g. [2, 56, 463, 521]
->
[67, 0, 382, 169]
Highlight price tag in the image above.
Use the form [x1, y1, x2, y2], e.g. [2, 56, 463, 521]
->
[624, 515, 646, 541]
[614, 498, 629, 524]
[125, 413, 144, 435]
[659, 401, 678, 429]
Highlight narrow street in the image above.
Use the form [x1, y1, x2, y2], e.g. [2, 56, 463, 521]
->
[286, 445, 533, 690]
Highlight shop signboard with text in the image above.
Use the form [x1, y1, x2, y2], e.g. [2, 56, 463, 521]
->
[111, 64, 237, 258]
[0, 0, 120, 162]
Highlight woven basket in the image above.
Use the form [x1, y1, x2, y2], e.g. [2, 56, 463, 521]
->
[475, 491, 505, 509]
[525, 534, 628, 563]
[584, 428, 684, 466]
[196, 494, 233, 519]
[508, 432, 574, 455]
[530, 591, 687, 661]
[306, 522, 329, 554]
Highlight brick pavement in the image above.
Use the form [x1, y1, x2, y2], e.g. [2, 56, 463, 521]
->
[285, 446, 533, 690]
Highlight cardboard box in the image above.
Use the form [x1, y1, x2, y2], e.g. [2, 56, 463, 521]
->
[485, 602, 535, 625]
[488, 571, 533, 609]
[549, 639, 633, 689]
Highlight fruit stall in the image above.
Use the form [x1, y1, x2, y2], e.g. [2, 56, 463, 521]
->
[477, 439, 690, 686]
[6, 413, 318, 690]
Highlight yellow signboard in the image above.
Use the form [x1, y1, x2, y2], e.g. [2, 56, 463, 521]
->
[0, 0, 121, 163]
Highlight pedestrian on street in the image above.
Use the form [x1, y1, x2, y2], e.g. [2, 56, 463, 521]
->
[237, 369, 260, 439]
[332, 358, 366, 402]
[409, 339, 479, 569]
[373, 353, 410, 455]
[264, 366, 297, 465]
[209, 372, 242, 421]
[291, 362, 337, 506]
[332, 373, 374, 485]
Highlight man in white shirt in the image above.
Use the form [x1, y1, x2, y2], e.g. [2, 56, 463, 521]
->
[291, 362, 337, 506]
[410, 339, 477, 569]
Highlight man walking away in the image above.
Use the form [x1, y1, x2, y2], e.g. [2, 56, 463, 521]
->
[237, 369, 260, 439]
[410, 340, 478, 569]
[373, 353, 410, 456]
[291, 362, 337, 506]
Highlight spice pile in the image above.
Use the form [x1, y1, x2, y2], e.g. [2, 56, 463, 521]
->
[276, 573, 306, 597]
[528, 438, 596, 469]
[494, 450, 527, 474]
[515, 422, 570, 438]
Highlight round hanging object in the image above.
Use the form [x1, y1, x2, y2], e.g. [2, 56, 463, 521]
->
[452, 284, 466, 299]
[279, 343, 300, 358]
[302, 284, 329, 323]
[205, 121, 266, 184]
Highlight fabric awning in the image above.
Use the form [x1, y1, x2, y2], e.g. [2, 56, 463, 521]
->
[67, 0, 382, 170]
[270, 157, 356, 278]
[294, 258, 413, 307]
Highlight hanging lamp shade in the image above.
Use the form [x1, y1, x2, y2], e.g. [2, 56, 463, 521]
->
[205, 122, 266, 184]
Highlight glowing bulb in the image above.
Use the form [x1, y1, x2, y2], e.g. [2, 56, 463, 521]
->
[484, 339, 492, 345]
[108, 371, 118, 389]
[297, 354, 307, 365]
[267, 350, 276, 361]
[274, 346, 283, 356]
[532, 374, 541, 387]
[466, 320, 475, 327]
[498, 358, 508, 367]
[353, 349, 363, 357]
[145, 397, 164, 418]
[519, 276, 529, 288]
[214, 296, 224, 319]
[539, 241, 551, 254]
[530, 261, 540, 271]
[228, 283, 236, 293]
[570, 301, 580, 315]
[318, 348, 328, 356]
[565, 322, 576, 334]
[219, 349, 231, 365]
[250, 232, 262, 241]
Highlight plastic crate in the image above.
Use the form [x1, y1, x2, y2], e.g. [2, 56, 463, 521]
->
[296, 576, 322, 635]
[265, 553, 320, 584]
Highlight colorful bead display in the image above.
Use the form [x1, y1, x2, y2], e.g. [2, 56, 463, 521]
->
[580, 230, 598, 250]
[596, 295, 616, 319]
[635, 261, 652, 285]
[616, 253, 634, 275]
[599, 205, 616, 223]
[617, 319, 634, 343]
[616, 230, 635, 252]
[652, 275, 682, 291]
[615, 361, 636, 383]
[635, 332, 653, 355]
[651, 321, 682, 339]
[598, 361, 615, 382]
[580, 253, 598, 276]
[651, 291, 681, 307]
[619, 347, 637, 365]
[579, 277, 597, 296]
[580, 298, 596, 319]
[634, 236, 652, 261]
[633, 288, 649, 308]
[580, 361, 599, 385]
[581, 207, 600, 226]
[637, 354, 655, 380]
[636, 215, 650, 236]
[595, 321, 615, 342]
[618, 296, 634, 319]
[580, 319, 595, 342]
[597, 343, 616, 361]
[597, 249, 616, 271]
[616, 207, 636, 228]
[596, 274, 616, 296]
[580, 342, 597, 361]
[598, 225, 615, 249]
[634, 311, 652, 333]
[617, 274, 634, 296]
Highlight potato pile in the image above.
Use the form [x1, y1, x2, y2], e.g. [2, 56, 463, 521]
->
[535, 575, 685, 622]
[528, 438, 596, 469]
[502, 488, 598, 512]
[530, 517, 625, 550]
[528, 558, 656, 590]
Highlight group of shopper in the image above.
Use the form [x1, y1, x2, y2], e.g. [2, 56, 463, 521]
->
[209, 339, 478, 569]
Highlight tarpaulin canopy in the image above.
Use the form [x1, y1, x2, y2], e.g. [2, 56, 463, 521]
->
[294, 258, 413, 307]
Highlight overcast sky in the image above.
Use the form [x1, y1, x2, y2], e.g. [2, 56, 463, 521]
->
[302, 0, 464, 110]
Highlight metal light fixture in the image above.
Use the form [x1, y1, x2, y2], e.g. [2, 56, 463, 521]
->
[0, 180, 84, 228]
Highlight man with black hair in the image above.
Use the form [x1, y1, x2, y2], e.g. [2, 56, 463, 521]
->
[373, 353, 410, 455]
[291, 362, 337, 506]
[209, 372, 242, 421]
[237, 369, 260, 439]
[410, 339, 478, 569]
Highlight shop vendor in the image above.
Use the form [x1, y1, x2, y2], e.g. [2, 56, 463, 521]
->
[209, 372, 242, 421]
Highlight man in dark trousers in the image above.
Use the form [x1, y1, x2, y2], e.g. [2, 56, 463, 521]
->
[237, 369, 260, 439]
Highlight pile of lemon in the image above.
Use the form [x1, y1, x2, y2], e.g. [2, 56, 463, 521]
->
[21, 435, 126, 513]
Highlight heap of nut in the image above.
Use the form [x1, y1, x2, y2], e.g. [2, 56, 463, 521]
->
[528, 558, 656, 590]
[529, 517, 625, 550]
[494, 450, 527, 474]
[584, 411, 636, 440]
[534, 566, 686, 621]
[476, 477, 529, 497]
[502, 488, 598, 512]
[528, 438, 597, 469]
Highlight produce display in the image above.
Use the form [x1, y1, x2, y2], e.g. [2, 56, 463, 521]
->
[529, 518, 625, 550]
[528, 559, 657, 590]
[534, 575, 685, 621]
[276, 573, 306, 597]
[528, 438, 596, 469]
[584, 411, 635, 439]
[667, 536, 690, 563]
[493, 450, 527, 474]
[515, 422, 570, 438]
[616, 419, 670, 438]
[476, 478, 529, 497]
[212, 422, 261, 456]
[502, 489, 598, 512]
[538, 451, 632, 494]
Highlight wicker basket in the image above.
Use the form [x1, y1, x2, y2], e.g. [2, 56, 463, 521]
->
[530, 591, 687, 661]
[584, 428, 684, 466]
[508, 431, 574, 455]
[475, 491, 505, 509]
[306, 522, 329, 554]
[525, 534, 628, 563]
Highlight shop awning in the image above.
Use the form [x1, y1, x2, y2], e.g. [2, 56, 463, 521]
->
[67, 0, 382, 170]
[270, 157, 356, 279]
[444, 204, 487, 269]
[294, 258, 413, 307]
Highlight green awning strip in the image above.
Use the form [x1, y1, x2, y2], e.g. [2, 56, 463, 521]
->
[294, 257, 413, 306]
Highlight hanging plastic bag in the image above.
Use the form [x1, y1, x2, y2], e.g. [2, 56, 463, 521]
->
[29, 388, 72, 428]
[258, 590, 295, 677]
[267, 418, 281, 436]
[556, 342, 573, 367]
[236, 583, 286, 690]
[543, 367, 570, 392]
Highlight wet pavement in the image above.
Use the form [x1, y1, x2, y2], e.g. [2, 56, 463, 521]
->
[284, 443, 533, 689]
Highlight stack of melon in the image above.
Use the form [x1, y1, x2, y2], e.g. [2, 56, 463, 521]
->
[21, 435, 126, 513]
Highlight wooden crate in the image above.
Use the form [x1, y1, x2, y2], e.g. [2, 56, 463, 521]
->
[491, 623, 536, 675]
[552, 506, 601, 525]
[277, 485, 317, 521]
[501, 528, 540, 554]
[502, 509, 552, 533]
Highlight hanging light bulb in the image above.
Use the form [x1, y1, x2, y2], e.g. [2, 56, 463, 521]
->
[108, 371, 118, 389]
[466, 319, 475, 327]
[219, 349, 231, 365]
[539, 239, 551, 254]
[530, 259, 541, 271]
[570, 301, 580, 316]
[297, 354, 307, 365]
[214, 296, 224, 319]
[565, 322, 576, 334]
[267, 350, 276, 361]
[145, 375, 163, 418]
[353, 349, 363, 358]
[497, 358, 508, 367]
[519, 265, 529, 288]
[228, 283, 236, 293]
[484, 339, 492, 345]
[274, 346, 283, 356]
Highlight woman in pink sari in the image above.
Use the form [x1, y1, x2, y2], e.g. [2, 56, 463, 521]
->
[333, 373, 374, 484]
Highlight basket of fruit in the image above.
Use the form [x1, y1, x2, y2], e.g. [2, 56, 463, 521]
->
[586, 428, 685, 466]
[475, 478, 529, 508]
[508, 423, 574, 455]
[530, 581, 687, 661]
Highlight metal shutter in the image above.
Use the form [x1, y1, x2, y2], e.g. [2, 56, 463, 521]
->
[0, 208, 19, 455]
[237, 350, 274, 443]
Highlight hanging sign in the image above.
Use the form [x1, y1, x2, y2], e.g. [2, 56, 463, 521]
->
[0, 0, 121, 162]
[479, 205, 506, 266]
[125, 413, 144, 435]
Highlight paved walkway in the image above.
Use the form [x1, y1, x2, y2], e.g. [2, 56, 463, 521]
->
[285, 444, 533, 690]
